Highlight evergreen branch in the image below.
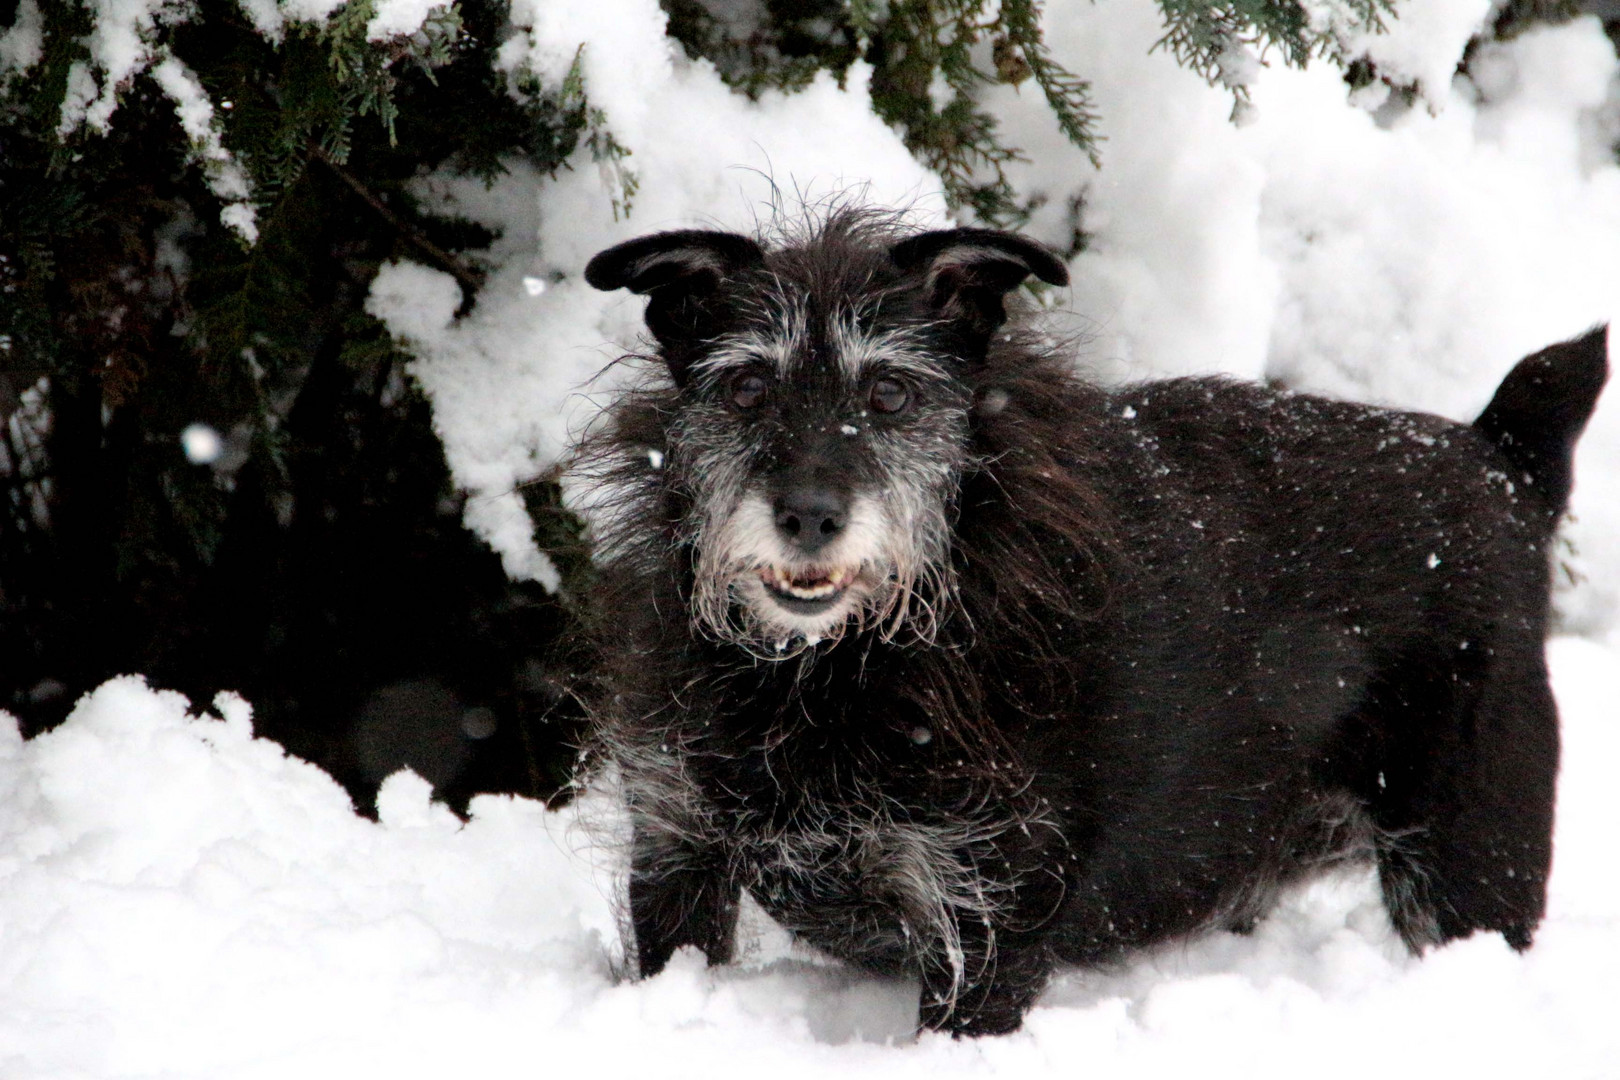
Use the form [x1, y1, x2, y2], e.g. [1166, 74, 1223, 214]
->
[307, 141, 483, 301]
[559, 47, 638, 220]
[1152, 0, 1395, 86]
[999, 0, 1101, 167]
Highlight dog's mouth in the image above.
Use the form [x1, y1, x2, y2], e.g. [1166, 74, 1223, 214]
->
[758, 566, 857, 614]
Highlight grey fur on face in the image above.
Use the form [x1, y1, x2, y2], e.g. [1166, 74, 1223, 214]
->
[623, 266, 974, 655]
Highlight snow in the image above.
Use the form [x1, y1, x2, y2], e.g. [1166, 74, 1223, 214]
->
[1319, 0, 1493, 105]
[1214, 39, 1261, 93]
[149, 54, 259, 242]
[180, 422, 224, 465]
[232, 0, 286, 41]
[0, 0, 43, 78]
[276, 0, 350, 26]
[2, 640, 1617, 1076]
[366, 0, 452, 41]
[366, 259, 465, 341]
[56, 60, 101, 137]
[55, 0, 192, 134]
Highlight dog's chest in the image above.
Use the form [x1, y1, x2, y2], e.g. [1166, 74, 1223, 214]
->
[697, 749, 953, 889]
[645, 735, 1019, 968]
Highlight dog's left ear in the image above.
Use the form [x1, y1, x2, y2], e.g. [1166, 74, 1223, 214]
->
[889, 229, 1068, 349]
[585, 231, 766, 370]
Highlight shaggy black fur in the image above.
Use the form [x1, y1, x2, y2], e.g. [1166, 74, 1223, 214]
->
[577, 210, 1607, 1036]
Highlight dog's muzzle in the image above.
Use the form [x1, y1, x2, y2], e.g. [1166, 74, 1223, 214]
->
[699, 488, 913, 645]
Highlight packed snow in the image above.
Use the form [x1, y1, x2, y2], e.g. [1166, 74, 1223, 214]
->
[2, 640, 1617, 1077]
[5, 0, 1620, 1074]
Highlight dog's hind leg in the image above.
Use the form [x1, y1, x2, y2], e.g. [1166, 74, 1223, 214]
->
[1369, 641, 1558, 953]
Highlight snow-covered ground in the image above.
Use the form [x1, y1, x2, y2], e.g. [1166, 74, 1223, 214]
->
[5, 0, 1620, 1075]
[1, 639, 1616, 1078]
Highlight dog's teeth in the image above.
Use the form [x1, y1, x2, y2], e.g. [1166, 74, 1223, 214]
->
[761, 565, 861, 603]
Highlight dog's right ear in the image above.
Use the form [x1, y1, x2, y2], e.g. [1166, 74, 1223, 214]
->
[585, 231, 765, 369]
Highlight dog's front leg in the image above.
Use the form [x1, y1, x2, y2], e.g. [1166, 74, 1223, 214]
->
[915, 914, 1054, 1037]
[915, 847, 1067, 1037]
[628, 828, 740, 977]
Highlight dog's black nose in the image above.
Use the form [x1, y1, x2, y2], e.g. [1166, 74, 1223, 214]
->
[774, 488, 848, 553]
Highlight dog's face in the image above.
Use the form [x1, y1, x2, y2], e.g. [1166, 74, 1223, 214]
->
[674, 291, 973, 648]
[586, 217, 1068, 652]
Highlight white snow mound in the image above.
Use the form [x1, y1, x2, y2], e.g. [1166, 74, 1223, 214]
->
[2, 639, 1618, 1077]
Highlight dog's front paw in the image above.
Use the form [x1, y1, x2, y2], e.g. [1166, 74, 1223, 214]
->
[918, 997, 1028, 1038]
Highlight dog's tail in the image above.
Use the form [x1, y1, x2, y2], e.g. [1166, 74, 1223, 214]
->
[1474, 325, 1608, 513]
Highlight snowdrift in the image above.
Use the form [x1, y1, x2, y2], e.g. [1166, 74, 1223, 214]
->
[1, 640, 1617, 1077]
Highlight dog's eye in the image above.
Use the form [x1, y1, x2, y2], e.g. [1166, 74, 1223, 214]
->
[730, 372, 770, 410]
[869, 377, 910, 415]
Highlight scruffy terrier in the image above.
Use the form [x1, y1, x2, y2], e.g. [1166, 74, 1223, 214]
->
[576, 210, 1607, 1036]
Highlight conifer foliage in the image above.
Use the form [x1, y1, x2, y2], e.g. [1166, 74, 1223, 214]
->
[2, 0, 1408, 809]
[661, 0, 1396, 223]
[1, 0, 590, 811]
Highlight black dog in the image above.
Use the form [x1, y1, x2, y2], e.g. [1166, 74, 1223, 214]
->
[576, 210, 1607, 1036]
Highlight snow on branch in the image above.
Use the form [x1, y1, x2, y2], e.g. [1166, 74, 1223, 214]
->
[150, 52, 259, 241]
